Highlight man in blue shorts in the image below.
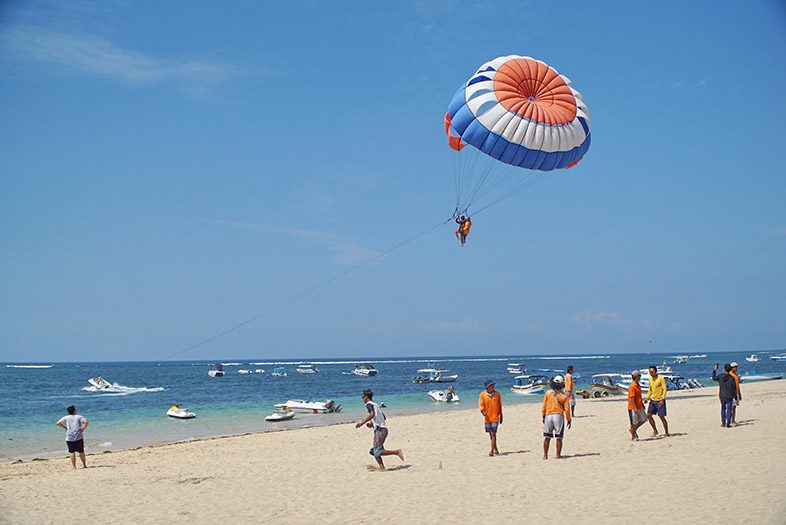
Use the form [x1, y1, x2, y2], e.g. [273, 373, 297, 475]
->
[645, 365, 670, 437]
[56, 405, 89, 469]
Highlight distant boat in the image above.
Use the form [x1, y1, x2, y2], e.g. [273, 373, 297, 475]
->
[166, 405, 196, 419]
[6, 364, 54, 369]
[511, 374, 549, 394]
[770, 353, 786, 362]
[273, 399, 341, 413]
[740, 373, 783, 382]
[208, 364, 225, 377]
[265, 411, 296, 422]
[270, 367, 287, 377]
[296, 364, 319, 374]
[673, 355, 689, 364]
[88, 377, 112, 390]
[238, 369, 253, 375]
[507, 363, 526, 374]
[745, 354, 760, 363]
[350, 363, 378, 377]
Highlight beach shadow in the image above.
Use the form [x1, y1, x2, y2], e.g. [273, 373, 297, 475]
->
[384, 464, 412, 472]
[496, 449, 530, 457]
[572, 415, 595, 419]
[734, 419, 756, 427]
[87, 465, 116, 469]
[560, 452, 600, 459]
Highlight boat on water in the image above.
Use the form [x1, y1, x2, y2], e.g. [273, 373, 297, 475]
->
[412, 366, 458, 383]
[265, 411, 296, 422]
[673, 355, 689, 364]
[740, 372, 783, 382]
[296, 364, 319, 374]
[589, 374, 627, 396]
[770, 353, 786, 362]
[255, 369, 265, 374]
[238, 369, 254, 375]
[270, 367, 287, 377]
[506, 363, 526, 374]
[350, 363, 378, 376]
[88, 377, 112, 390]
[208, 364, 225, 377]
[273, 399, 341, 413]
[745, 354, 760, 363]
[166, 405, 196, 419]
[511, 374, 549, 394]
[6, 364, 54, 369]
[427, 387, 460, 403]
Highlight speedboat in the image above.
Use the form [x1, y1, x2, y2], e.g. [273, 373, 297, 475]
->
[88, 377, 112, 390]
[254, 369, 265, 374]
[270, 367, 287, 377]
[166, 405, 196, 419]
[740, 372, 783, 382]
[208, 364, 225, 377]
[351, 363, 378, 376]
[238, 369, 253, 374]
[673, 355, 689, 364]
[770, 353, 786, 362]
[589, 374, 627, 396]
[296, 364, 319, 374]
[507, 363, 526, 374]
[745, 354, 760, 363]
[511, 374, 549, 394]
[427, 389, 460, 403]
[273, 399, 341, 413]
[265, 411, 296, 422]
[412, 365, 458, 383]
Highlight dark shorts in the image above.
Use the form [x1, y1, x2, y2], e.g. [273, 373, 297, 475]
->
[369, 427, 388, 457]
[67, 439, 84, 453]
[484, 422, 499, 433]
[647, 399, 667, 417]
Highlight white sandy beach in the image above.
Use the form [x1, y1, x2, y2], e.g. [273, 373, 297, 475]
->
[1, 380, 784, 524]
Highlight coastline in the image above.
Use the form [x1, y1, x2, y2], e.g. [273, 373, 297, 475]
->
[2, 381, 784, 524]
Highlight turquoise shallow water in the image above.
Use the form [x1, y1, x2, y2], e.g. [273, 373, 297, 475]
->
[2, 351, 782, 460]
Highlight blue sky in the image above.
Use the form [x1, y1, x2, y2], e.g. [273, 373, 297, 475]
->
[1, 1, 785, 361]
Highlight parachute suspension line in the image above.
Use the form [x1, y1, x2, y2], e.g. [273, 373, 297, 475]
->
[160, 218, 452, 361]
[471, 170, 558, 216]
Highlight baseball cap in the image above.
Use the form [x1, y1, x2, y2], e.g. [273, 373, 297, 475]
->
[484, 379, 495, 388]
[730, 362, 738, 367]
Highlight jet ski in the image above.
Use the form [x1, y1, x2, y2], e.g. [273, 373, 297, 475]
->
[427, 388, 460, 403]
[166, 405, 196, 419]
[265, 411, 296, 422]
[88, 377, 112, 390]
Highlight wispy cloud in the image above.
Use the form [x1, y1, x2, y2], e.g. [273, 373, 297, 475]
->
[574, 309, 622, 330]
[420, 319, 482, 332]
[210, 219, 379, 266]
[574, 308, 681, 333]
[1, 25, 239, 87]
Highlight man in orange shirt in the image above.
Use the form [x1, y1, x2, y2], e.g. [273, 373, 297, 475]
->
[627, 371, 647, 440]
[565, 366, 576, 417]
[542, 375, 572, 459]
[729, 362, 742, 426]
[478, 379, 502, 456]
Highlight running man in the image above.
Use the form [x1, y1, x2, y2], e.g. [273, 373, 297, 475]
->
[542, 375, 572, 459]
[355, 389, 403, 470]
[645, 365, 670, 437]
[478, 379, 502, 456]
[56, 405, 88, 469]
[712, 364, 738, 428]
[565, 366, 576, 417]
[729, 362, 742, 426]
[627, 371, 647, 440]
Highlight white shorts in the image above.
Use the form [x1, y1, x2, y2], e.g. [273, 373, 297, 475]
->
[628, 409, 647, 425]
[543, 414, 565, 439]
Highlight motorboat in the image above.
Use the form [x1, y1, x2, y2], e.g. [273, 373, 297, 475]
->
[507, 363, 526, 374]
[270, 367, 287, 377]
[511, 374, 549, 394]
[745, 354, 760, 363]
[273, 399, 341, 413]
[238, 369, 253, 374]
[351, 363, 378, 376]
[265, 411, 296, 422]
[740, 373, 783, 382]
[427, 389, 460, 403]
[208, 364, 225, 377]
[770, 353, 786, 362]
[88, 377, 112, 390]
[254, 369, 265, 374]
[296, 364, 320, 374]
[412, 368, 458, 383]
[6, 364, 54, 368]
[589, 374, 627, 396]
[637, 363, 673, 376]
[166, 405, 196, 419]
[673, 355, 689, 364]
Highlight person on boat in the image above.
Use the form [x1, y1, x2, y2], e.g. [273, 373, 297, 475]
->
[565, 366, 576, 417]
[542, 375, 572, 459]
[478, 379, 502, 456]
[55, 405, 88, 469]
[446, 385, 455, 402]
[355, 389, 404, 471]
[645, 365, 670, 437]
[627, 371, 647, 440]
[729, 362, 742, 426]
[712, 364, 738, 428]
[454, 215, 472, 246]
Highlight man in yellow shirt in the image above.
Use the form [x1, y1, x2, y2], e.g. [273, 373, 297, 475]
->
[478, 379, 502, 456]
[645, 365, 670, 437]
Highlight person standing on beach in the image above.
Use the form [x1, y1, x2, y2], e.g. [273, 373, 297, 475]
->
[55, 405, 88, 469]
[565, 366, 576, 417]
[478, 379, 502, 456]
[627, 371, 647, 440]
[645, 365, 670, 437]
[712, 364, 738, 428]
[729, 362, 742, 426]
[355, 389, 403, 470]
[542, 375, 571, 459]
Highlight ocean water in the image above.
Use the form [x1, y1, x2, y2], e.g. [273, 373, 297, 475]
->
[2, 351, 783, 461]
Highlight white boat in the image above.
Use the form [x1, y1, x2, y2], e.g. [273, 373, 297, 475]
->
[6, 364, 54, 369]
[254, 369, 265, 374]
[673, 355, 689, 364]
[166, 405, 196, 419]
[208, 364, 225, 377]
[427, 389, 460, 403]
[511, 374, 549, 394]
[265, 411, 296, 422]
[589, 374, 627, 396]
[273, 399, 341, 414]
[270, 367, 287, 377]
[351, 363, 378, 376]
[238, 369, 253, 375]
[745, 354, 760, 363]
[770, 353, 786, 362]
[507, 363, 526, 374]
[296, 364, 319, 374]
[88, 377, 112, 390]
[740, 373, 783, 382]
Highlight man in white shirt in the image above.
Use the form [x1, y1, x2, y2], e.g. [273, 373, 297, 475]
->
[56, 405, 88, 469]
[355, 389, 404, 470]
